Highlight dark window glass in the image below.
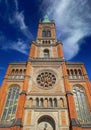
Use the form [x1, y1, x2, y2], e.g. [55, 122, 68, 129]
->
[42, 31, 46, 37]
[2, 86, 20, 121]
[47, 30, 51, 37]
[73, 86, 91, 124]
[42, 30, 51, 37]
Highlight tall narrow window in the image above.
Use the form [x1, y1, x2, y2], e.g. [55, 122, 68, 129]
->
[36, 98, 39, 107]
[2, 86, 20, 121]
[47, 30, 51, 37]
[49, 98, 53, 107]
[44, 49, 50, 58]
[42, 30, 51, 37]
[40, 98, 43, 107]
[42, 30, 46, 37]
[54, 98, 57, 107]
[73, 86, 91, 124]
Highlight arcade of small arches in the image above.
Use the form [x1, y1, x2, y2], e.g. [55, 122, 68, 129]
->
[42, 40, 51, 44]
[26, 97, 65, 108]
[9, 68, 26, 80]
[37, 39, 55, 45]
[67, 68, 84, 79]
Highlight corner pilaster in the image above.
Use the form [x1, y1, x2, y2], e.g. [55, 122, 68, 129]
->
[62, 62, 82, 130]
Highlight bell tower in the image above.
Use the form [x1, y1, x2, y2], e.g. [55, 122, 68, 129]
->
[29, 15, 64, 59]
[23, 15, 69, 130]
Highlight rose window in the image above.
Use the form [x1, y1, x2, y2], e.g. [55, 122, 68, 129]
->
[36, 71, 56, 88]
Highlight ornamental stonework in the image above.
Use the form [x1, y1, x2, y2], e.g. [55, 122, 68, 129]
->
[36, 71, 56, 89]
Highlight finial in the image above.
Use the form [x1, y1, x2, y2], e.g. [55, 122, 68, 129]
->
[42, 14, 51, 23]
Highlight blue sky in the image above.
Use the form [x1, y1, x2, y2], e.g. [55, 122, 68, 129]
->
[0, 0, 91, 85]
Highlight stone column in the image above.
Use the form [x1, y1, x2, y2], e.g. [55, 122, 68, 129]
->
[44, 98, 48, 108]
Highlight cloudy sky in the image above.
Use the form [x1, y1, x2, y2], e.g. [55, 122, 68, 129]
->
[0, 0, 91, 85]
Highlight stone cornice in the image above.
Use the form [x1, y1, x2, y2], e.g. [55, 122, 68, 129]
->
[68, 79, 86, 82]
[66, 91, 73, 96]
[28, 57, 65, 63]
[39, 21, 55, 24]
[9, 62, 27, 65]
[82, 124, 91, 128]
[20, 90, 27, 96]
[4, 79, 24, 82]
[24, 107, 68, 110]
[27, 92, 66, 96]
[66, 61, 84, 65]
[31, 40, 63, 47]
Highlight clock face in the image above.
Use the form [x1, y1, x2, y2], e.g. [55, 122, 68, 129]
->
[36, 71, 56, 89]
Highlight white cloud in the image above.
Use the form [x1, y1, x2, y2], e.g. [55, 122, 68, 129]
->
[0, 0, 33, 54]
[0, 32, 28, 55]
[9, 11, 27, 30]
[14, 0, 18, 11]
[8, 0, 33, 40]
[11, 39, 28, 54]
[41, 0, 91, 59]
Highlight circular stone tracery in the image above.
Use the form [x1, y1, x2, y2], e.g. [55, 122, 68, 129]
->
[36, 71, 56, 88]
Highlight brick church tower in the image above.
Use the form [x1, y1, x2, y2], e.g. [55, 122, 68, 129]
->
[0, 15, 91, 130]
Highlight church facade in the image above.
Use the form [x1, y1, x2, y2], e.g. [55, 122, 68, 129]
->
[0, 16, 91, 130]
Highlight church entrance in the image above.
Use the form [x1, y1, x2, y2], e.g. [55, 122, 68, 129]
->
[37, 115, 55, 130]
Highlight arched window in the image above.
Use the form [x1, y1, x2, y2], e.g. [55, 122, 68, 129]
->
[40, 98, 44, 107]
[24, 69, 26, 74]
[74, 69, 77, 76]
[49, 98, 53, 107]
[70, 69, 73, 75]
[67, 69, 69, 75]
[70, 69, 74, 79]
[54, 98, 57, 107]
[78, 69, 83, 79]
[11, 69, 15, 74]
[20, 69, 22, 74]
[42, 30, 46, 37]
[47, 30, 51, 37]
[78, 69, 82, 76]
[36, 98, 39, 107]
[15, 69, 19, 74]
[74, 69, 77, 79]
[2, 85, 20, 121]
[73, 86, 91, 124]
[44, 49, 50, 58]
[42, 30, 51, 37]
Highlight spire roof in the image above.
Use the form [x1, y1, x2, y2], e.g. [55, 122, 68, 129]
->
[42, 15, 51, 23]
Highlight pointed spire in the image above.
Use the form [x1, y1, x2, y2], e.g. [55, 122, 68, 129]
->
[42, 15, 51, 23]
